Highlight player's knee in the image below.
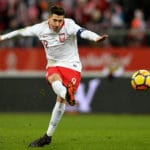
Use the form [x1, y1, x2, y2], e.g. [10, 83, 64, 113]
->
[57, 96, 66, 103]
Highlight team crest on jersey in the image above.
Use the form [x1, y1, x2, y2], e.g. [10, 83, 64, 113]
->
[59, 33, 65, 42]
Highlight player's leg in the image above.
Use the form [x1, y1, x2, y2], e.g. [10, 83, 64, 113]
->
[49, 74, 76, 106]
[56, 66, 81, 106]
[46, 67, 78, 105]
[48, 73, 67, 100]
[29, 68, 68, 147]
[43, 68, 80, 142]
[29, 97, 65, 147]
[51, 79, 76, 106]
[28, 67, 81, 147]
[28, 133, 51, 147]
[46, 96, 66, 137]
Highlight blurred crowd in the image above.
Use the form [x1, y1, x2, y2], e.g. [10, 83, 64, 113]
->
[0, 0, 150, 48]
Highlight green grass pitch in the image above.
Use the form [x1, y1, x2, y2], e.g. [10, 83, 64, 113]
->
[0, 113, 150, 150]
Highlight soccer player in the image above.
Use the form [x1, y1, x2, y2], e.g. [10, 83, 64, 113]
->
[0, 5, 108, 147]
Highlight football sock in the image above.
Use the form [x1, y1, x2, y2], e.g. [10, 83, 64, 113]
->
[52, 81, 67, 99]
[46, 101, 66, 137]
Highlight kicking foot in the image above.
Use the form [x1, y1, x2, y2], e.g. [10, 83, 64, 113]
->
[28, 134, 52, 147]
[66, 81, 75, 106]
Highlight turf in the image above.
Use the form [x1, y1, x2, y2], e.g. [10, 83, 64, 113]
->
[0, 113, 150, 150]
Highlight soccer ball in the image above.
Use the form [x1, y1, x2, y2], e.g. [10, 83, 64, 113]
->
[131, 69, 150, 90]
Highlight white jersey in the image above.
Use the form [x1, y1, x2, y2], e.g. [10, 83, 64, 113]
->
[1, 18, 100, 72]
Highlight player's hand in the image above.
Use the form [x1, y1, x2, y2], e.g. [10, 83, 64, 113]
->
[95, 34, 108, 42]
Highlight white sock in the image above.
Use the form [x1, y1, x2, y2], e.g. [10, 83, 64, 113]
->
[46, 101, 66, 136]
[52, 81, 67, 99]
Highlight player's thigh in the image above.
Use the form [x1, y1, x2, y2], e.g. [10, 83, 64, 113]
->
[46, 67, 63, 84]
[58, 67, 81, 91]
[46, 66, 81, 91]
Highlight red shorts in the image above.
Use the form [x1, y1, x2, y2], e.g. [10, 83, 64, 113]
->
[46, 66, 81, 92]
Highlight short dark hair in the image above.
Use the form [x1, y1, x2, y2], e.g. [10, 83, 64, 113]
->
[49, 5, 65, 16]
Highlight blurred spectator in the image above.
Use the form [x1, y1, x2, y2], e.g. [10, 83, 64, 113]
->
[85, 8, 102, 35]
[146, 17, 150, 46]
[38, 0, 49, 20]
[101, 53, 125, 80]
[101, 9, 112, 29]
[109, 2, 126, 46]
[97, 0, 110, 12]
[28, 4, 39, 24]
[0, 0, 9, 32]
[111, 2, 125, 28]
[60, 0, 75, 18]
[73, 0, 90, 26]
[128, 9, 146, 46]
[0, 0, 150, 48]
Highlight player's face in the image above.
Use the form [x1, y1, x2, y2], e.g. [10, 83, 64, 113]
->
[48, 14, 64, 32]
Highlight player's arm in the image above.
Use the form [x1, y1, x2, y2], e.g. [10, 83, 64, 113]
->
[0, 25, 37, 42]
[77, 28, 108, 42]
[67, 19, 108, 42]
[0, 30, 22, 41]
[95, 34, 108, 42]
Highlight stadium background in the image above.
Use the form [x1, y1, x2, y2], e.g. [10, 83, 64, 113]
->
[0, 0, 150, 113]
